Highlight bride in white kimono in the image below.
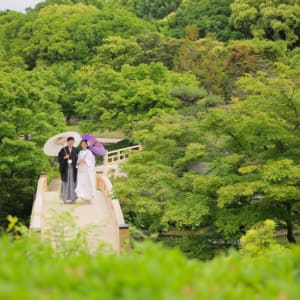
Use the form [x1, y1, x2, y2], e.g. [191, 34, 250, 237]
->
[75, 140, 96, 202]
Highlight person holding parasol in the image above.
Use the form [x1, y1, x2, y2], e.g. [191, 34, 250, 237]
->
[75, 135, 106, 203]
[58, 136, 78, 203]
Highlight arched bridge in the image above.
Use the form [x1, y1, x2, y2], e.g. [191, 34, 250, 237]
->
[30, 144, 142, 254]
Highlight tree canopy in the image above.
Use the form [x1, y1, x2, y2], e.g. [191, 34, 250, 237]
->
[230, 0, 300, 46]
[0, 65, 65, 224]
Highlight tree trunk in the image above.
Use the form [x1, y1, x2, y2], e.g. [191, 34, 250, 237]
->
[286, 219, 296, 243]
[286, 203, 296, 243]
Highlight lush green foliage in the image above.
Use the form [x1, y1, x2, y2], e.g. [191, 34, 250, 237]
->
[0, 226, 299, 299]
[166, 0, 235, 41]
[230, 0, 300, 46]
[0, 2, 154, 69]
[240, 219, 284, 255]
[0, 65, 65, 225]
[136, 33, 182, 69]
[76, 63, 198, 131]
[113, 112, 211, 232]
[114, 45, 300, 244]
[114, 0, 182, 20]
[115, 60, 300, 243]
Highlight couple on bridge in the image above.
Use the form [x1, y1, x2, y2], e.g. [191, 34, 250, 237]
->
[58, 137, 96, 204]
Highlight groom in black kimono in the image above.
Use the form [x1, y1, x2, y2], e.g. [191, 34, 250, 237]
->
[58, 136, 78, 203]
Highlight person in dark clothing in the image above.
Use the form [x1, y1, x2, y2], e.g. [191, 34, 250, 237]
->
[58, 136, 78, 203]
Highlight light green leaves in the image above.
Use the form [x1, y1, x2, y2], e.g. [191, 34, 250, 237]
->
[95, 36, 143, 71]
[240, 220, 284, 256]
[230, 0, 300, 46]
[217, 181, 263, 208]
[76, 63, 198, 131]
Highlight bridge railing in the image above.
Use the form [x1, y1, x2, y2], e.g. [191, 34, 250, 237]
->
[30, 174, 48, 233]
[103, 144, 142, 165]
[96, 171, 130, 253]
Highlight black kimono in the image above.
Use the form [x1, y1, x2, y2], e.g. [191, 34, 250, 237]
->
[58, 146, 78, 202]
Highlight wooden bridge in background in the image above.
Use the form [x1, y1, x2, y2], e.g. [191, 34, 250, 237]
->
[30, 144, 142, 254]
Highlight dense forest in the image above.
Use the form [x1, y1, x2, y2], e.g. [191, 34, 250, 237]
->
[1, 0, 300, 296]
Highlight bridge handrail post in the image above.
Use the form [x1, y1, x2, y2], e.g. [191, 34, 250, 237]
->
[112, 199, 130, 254]
[30, 173, 48, 235]
[40, 172, 48, 192]
[117, 150, 121, 162]
[104, 152, 109, 166]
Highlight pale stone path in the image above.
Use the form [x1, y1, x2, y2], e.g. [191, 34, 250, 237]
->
[41, 179, 118, 253]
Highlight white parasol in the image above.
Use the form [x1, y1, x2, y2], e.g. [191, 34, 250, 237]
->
[43, 131, 81, 156]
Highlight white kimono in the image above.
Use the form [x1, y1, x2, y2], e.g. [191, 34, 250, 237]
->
[75, 149, 96, 201]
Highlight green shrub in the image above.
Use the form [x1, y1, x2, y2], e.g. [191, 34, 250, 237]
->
[0, 232, 300, 299]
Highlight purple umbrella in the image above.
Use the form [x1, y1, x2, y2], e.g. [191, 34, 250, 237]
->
[82, 134, 106, 156]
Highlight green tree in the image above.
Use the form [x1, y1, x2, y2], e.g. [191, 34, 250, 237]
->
[207, 64, 300, 242]
[240, 220, 283, 256]
[113, 60, 300, 244]
[0, 68, 65, 225]
[48, 62, 80, 121]
[166, 0, 236, 41]
[174, 32, 226, 95]
[223, 39, 287, 100]
[113, 112, 214, 232]
[136, 33, 182, 69]
[32, 0, 105, 10]
[95, 36, 143, 71]
[21, 4, 100, 67]
[133, 0, 181, 20]
[230, 0, 300, 46]
[0, 11, 27, 55]
[111, 0, 181, 20]
[76, 62, 198, 132]
[17, 3, 154, 68]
